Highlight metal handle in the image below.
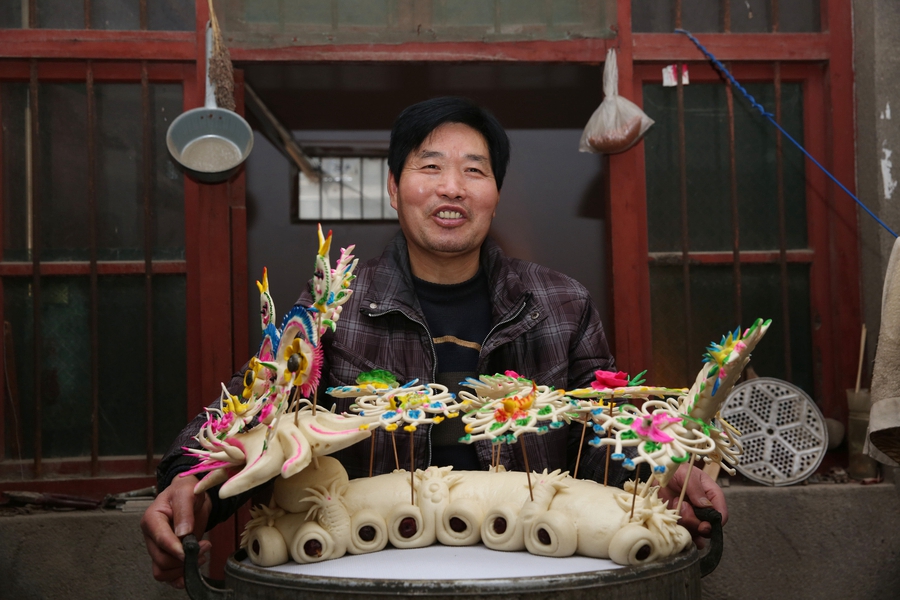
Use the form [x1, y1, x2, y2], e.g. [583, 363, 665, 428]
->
[183, 535, 232, 600]
[693, 507, 724, 578]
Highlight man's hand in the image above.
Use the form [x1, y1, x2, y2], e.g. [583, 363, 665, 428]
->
[140, 475, 212, 589]
[656, 463, 728, 547]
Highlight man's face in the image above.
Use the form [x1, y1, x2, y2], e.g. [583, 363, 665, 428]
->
[389, 122, 500, 265]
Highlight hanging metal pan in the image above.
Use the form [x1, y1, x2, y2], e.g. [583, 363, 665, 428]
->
[166, 22, 253, 183]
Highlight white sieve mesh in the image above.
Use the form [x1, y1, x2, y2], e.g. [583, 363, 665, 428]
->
[720, 378, 827, 486]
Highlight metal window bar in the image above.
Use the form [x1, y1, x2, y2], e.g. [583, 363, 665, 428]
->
[29, 59, 42, 477]
[87, 61, 100, 476]
[774, 62, 792, 381]
[726, 69, 742, 330]
[142, 62, 155, 474]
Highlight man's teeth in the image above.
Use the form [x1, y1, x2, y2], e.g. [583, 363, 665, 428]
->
[438, 210, 462, 219]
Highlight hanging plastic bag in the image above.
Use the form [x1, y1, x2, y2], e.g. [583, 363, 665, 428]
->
[579, 48, 654, 154]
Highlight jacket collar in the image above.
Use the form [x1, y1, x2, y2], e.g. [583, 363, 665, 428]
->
[361, 231, 529, 323]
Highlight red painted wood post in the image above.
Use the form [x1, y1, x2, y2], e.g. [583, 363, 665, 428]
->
[607, 0, 653, 374]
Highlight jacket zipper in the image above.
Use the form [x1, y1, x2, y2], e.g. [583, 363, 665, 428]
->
[370, 296, 528, 470]
[367, 307, 438, 468]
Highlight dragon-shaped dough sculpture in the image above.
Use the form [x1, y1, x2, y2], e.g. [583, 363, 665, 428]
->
[183, 227, 770, 568]
[181, 226, 373, 499]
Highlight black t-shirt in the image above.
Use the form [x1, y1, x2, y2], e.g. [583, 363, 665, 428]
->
[413, 269, 492, 470]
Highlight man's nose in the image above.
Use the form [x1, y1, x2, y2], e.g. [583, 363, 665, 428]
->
[436, 169, 466, 199]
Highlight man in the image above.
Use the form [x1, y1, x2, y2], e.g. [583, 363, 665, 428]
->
[142, 97, 727, 588]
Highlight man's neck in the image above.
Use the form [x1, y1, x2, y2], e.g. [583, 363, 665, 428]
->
[407, 246, 481, 284]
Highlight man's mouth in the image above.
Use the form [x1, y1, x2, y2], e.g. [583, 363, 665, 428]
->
[437, 210, 463, 219]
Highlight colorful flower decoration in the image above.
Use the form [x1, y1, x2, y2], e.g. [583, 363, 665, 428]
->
[327, 369, 401, 399]
[458, 374, 573, 445]
[350, 380, 459, 432]
[583, 320, 769, 483]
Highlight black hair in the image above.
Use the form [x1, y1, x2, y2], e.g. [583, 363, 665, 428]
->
[388, 96, 511, 190]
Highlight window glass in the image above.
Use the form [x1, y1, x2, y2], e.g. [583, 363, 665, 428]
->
[643, 82, 807, 253]
[148, 0, 196, 31]
[152, 84, 186, 260]
[35, 0, 85, 29]
[298, 155, 396, 222]
[3, 278, 34, 461]
[97, 83, 144, 261]
[98, 275, 146, 455]
[152, 274, 187, 453]
[632, 0, 820, 33]
[90, 0, 140, 30]
[650, 263, 812, 393]
[40, 83, 90, 262]
[40, 277, 92, 458]
[0, 2, 24, 28]
[1, 83, 29, 262]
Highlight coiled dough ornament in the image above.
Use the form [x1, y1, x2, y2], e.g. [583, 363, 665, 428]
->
[241, 457, 691, 568]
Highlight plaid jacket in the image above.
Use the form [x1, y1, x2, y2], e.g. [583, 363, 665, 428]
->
[158, 232, 624, 527]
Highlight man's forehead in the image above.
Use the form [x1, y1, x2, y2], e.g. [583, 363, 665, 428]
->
[415, 122, 489, 155]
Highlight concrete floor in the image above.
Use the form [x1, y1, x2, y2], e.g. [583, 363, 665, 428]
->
[1, 480, 899, 599]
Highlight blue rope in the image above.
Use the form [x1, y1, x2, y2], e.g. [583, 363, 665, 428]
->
[675, 28, 899, 239]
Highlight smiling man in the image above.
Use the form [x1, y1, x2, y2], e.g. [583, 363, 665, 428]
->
[142, 97, 727, 588]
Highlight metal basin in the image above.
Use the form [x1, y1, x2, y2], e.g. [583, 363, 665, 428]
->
[166, 106, 253, 183]
[184, 508, 723, 599]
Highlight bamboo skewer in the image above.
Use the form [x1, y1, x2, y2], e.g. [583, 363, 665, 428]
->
[410, 431, 415, 505]
[521, 442, 535, 502]
[573, 413, 590, 479]
[630, 463, 642, 520]
[368, 432, 376, 478]
[856, 324, 867, 396]
[675, 455, 695, 517]
[391, 431, 400, 471]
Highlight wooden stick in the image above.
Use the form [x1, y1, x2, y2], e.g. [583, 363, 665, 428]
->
[410, 430, 415, 505]
[391, 431, 400, 471]
[630, 463, 642, 520]
[855, 324, 867, 395]
[573, 413, 590, 479]
[675, 455, 695, 516]
[521, 441, 534, 502]
[604, 402, 614, 487]
[312, 455, 319, 469]
[368, 432, 376, 478]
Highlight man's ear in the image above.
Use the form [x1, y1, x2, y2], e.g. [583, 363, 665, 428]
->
[388, 171, 399, 210]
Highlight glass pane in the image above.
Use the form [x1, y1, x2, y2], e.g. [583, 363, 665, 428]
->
[90, 0, 140, 30]
[96, 83, 143, 261]
[149, 0, 196, 31]
[36, 0, 85, 29]
[40, 277, 92, 458]
[340, 157, 362, 220]
[740, 264, 813, 394]
[778, 0, 820, 33]
[650, 265, 688, 386]
[729, 0, 769, 33]
[644, 84, 732, 253]
[153, 274, 187, 453]
[98, 275, 145, 455]
[361, 157, 384, 219]
[299, 159, 322, 221]
[2, 83, 30, 262]
[0, 2, 24, 28]
[40, 83, 90, 261]
[644, 82, 807, 253]
[735, 83, 807, 250]
[651, 264, 813, 395]
[152, 84, 186, 260]
[3, 278, 34, 460]
[633, 0, 820, 33]
[321, 157, 342, 219]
